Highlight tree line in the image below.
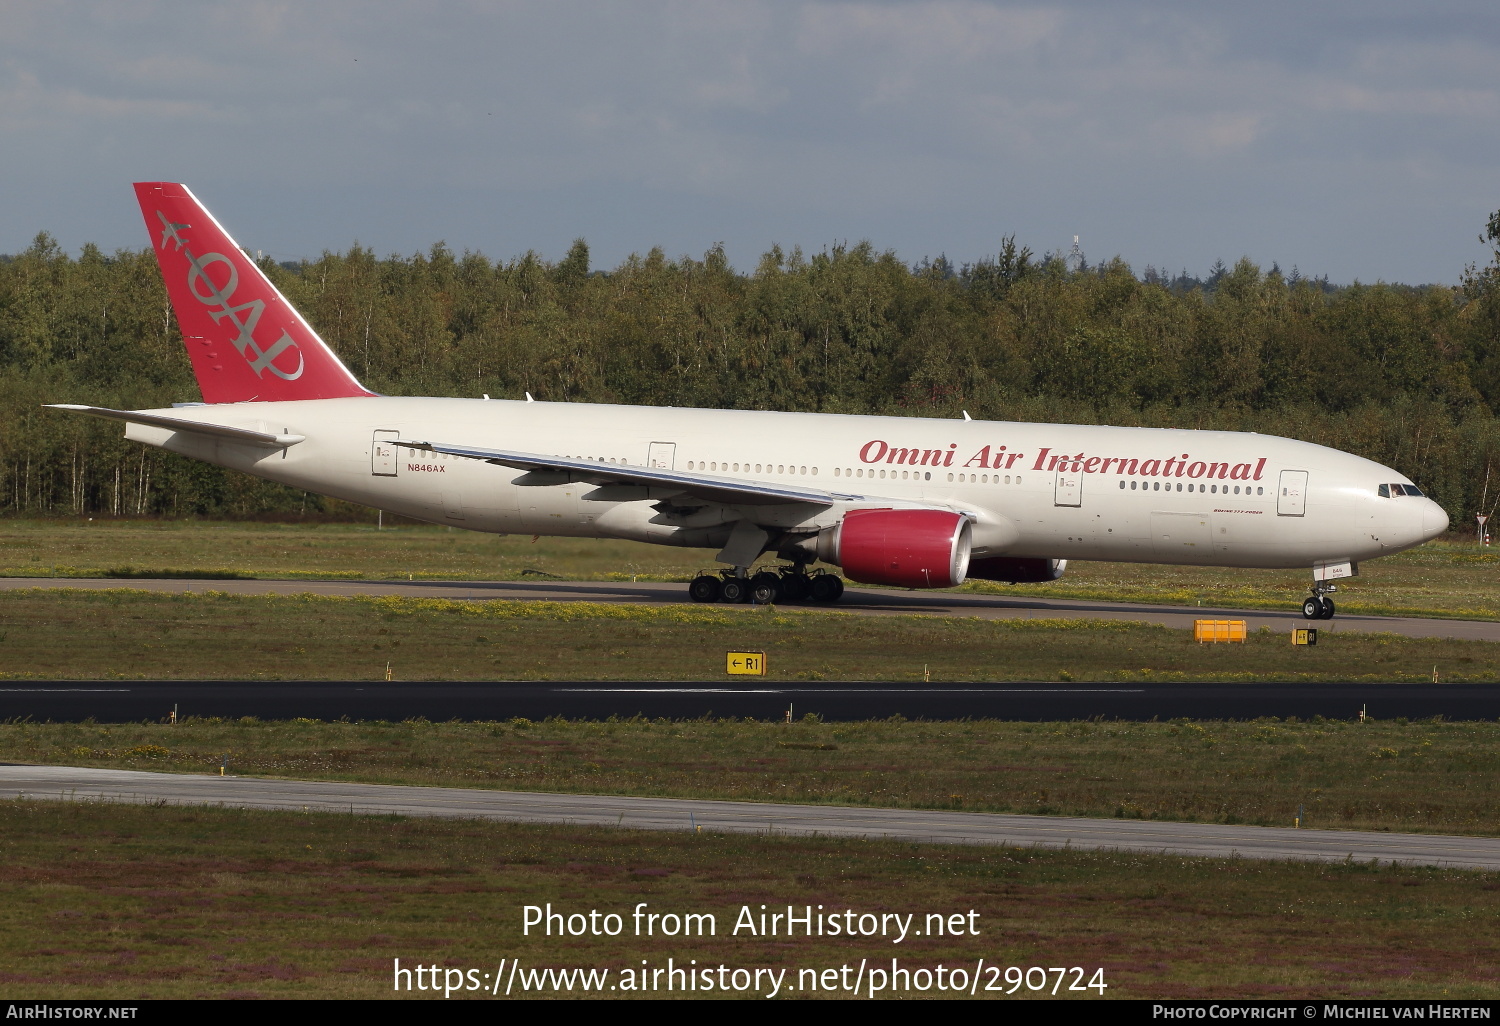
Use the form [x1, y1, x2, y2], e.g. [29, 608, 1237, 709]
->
[2, 218, 1499, 529]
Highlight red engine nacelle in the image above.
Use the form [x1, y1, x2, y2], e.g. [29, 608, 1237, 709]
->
[820, 509, 972, 588]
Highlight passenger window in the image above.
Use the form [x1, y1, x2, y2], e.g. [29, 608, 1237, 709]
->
[1153, 482, 1160, 491]
[1119, 480, 1125, 490]
[1131, 481, 1137, 490]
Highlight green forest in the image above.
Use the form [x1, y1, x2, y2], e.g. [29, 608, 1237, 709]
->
[2, 212, 1500, 527]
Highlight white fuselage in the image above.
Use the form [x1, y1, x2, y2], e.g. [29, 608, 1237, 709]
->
[125, 397, 1447, 571]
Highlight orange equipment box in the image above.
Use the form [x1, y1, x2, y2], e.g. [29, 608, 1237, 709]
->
[1193, 619, 1247, 643]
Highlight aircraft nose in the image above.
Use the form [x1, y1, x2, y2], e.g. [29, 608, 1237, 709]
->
[1421, 499, 1449, 541]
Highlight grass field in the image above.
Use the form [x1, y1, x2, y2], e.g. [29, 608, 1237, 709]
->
[5, 526, 1495, 1002]
[6, 715, 1500, 836]
[1, 518, 1497, 620]
[2, 799, 1497, 1000]
[0, 589, 1498, 683]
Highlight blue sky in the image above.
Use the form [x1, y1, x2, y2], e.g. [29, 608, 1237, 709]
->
[3, 1, 1498, 283]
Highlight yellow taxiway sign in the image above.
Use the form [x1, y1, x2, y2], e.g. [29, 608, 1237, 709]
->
[726, 651, 767, 675]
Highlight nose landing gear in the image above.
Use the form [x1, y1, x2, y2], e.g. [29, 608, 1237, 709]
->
[687, 566, 845, 605]
[1302, 584, 1337, 620]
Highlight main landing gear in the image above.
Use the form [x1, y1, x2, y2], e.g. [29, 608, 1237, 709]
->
[1301, 584, 1337, 620]
[688, 566, 845, 605]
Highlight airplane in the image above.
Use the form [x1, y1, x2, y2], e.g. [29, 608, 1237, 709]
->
[49, 183, 1449, 620]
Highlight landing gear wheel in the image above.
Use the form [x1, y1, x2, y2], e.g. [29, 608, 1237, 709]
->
[750, 572, 782, 605]
[1302, 596, 1322, 620]
[809, 574, 845, 603]
[719, 577, 750, 604]
[688, 575, 722, 603]
[1319, 597, 1335, 619]
[778, 573, 810, 603]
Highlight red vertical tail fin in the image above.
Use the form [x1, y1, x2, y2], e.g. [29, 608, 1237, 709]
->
[133, 182, 375, 404]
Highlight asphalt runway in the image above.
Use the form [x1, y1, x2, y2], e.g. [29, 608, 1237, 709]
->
[4, 764, 1497, 871]
[2, 680, 1498, 722]
[3, 575, 1499, 642]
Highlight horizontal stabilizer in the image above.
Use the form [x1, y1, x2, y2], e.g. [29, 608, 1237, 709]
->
[46, 405, 305, 448]
[396, 439, 862, 508]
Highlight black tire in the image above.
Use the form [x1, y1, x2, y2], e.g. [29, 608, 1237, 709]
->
[720, 578, 749, 603]
[1320, 597, 1336, 619]
[779, 573, 810, 603]
[749, 571, 781, 602]
[1302, 596, 1322, 620]
[688, 575, 722, 603]
[809, 574, 844, 603]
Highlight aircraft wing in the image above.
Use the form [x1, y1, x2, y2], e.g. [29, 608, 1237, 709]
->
[397, 439, 867, 508]
[46, 405, 306, 448]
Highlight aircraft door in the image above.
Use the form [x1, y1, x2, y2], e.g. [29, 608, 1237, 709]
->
[1054, 464, 1082, 507]
[1278, 470, 1308, 516]
[372, 429, 399, 476]
[647, 442, 676, 470]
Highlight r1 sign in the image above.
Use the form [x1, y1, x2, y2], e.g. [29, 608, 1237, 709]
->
[726, 651, 767, 676]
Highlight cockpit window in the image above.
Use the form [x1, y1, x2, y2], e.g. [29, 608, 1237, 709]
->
[1380, 483, 1425, 497]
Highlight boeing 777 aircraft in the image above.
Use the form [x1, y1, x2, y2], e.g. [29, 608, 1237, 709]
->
[50, 183, 1449, 619]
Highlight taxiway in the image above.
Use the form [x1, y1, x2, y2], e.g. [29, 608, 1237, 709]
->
[3, 764, 1496, 871]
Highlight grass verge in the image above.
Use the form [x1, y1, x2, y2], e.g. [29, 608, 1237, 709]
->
[7, 716, 1500, 836]
[0, 589, 1498, 682]
[2, 800, 1497, 999]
